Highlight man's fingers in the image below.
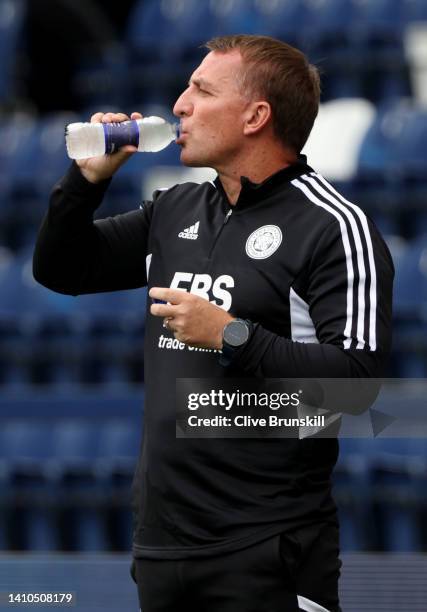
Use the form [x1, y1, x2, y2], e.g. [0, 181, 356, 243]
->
[89, 112, 132, 124]
[90, 112, 104, 123]
[149, 287, 187, 304]
[102, 112, 130, 123]
[131, 112, 143, 120]
[150, 303, 176, 317]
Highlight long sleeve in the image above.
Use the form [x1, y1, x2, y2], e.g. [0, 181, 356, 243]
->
[232, 215, 394, 383]
[33, 162, 153, 295]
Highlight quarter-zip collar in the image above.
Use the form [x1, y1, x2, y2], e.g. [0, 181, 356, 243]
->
[213, 154, 314, 209]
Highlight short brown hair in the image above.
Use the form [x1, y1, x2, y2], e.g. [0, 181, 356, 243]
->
[205, 35, 320, 153]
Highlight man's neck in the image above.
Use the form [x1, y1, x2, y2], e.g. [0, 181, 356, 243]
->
[216, 145, 297, 205]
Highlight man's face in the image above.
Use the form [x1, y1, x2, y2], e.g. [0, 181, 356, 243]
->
[173, 50, 249, 169]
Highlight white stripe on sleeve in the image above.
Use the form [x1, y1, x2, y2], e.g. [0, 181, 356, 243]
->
[313, 173, 377, 351]
[291, 177, 355, 349]
[297, 594, 330, 611]
[302, 174, 368, 349]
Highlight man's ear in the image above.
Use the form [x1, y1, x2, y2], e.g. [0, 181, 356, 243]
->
[243, 101, 272, 136]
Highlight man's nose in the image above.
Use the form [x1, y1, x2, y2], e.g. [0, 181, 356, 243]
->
[173, 89, 192, 118]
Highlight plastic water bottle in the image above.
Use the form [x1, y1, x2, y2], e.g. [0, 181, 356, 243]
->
[65, 116, 179, 160]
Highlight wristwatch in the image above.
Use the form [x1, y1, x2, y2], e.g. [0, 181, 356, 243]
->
[219, 318, 254, 367]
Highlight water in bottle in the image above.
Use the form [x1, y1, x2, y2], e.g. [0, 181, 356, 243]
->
[65, 116, 179, 160]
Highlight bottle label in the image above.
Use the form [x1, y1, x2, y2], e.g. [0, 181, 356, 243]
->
[103, 120, 140, 154]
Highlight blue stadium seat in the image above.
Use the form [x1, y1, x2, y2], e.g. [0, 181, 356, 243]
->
[350, 0, 410, 103]
[96, 420, 141, 549]
[352, 102, 411, 233]
[126, 0, 212, 104]
[0, 420, 56, 550]
[0, 420, 53, 466]
[303, 97, 376, 183]
[384, 234, 408, 270]
[305, 0, 355, 33]
[97, 420, 140, 475]
[304, 0, 363, 99]
[0, 245, 79, 386]
[393, 234, 427, 318]
[370, 438, 427, 551]
[0, 245, 141, 388]
[0, 113, 38, 246]
[3, 121, 41, 210]
[334, 438, 377, 550]
[51, 420, 100, 472]
[207, 0, 259, 37]
[0, 114, 78, 246]
[388, 108, 427, 237]
[70, 287, 146, 386]
[71, 44, 130, 110]
[384, 234, 408, 375]
[303, 0, 410, 103]
[403, 0, 427, 23]
[392, 234, 427, 377]
[254, 0, 307, 45]
[357, 102, 408, 176]
[0, 413, 144, 552]
[389, 108, 427, 172]
[51, 421, 107, 552]
[33, 113, 79, 199]
[0, 242, 147, 387]
[351, 0, 405, 37]
[0, 248, 28, 385]
[127, 0, 211, 62]
[0, 0, 26, 103]
[0, 252, 36, 386]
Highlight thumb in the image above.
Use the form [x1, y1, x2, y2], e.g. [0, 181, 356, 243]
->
[113, 144, 138, 160]
[119, 145, 139, 155]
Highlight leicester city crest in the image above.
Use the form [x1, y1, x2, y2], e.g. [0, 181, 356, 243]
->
[245, 225, 282, 260]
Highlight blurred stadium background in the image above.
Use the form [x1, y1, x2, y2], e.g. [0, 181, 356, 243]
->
[0, 0, 427, 609]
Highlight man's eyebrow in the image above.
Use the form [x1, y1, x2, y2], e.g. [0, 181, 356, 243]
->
[188, 77, 215, 91]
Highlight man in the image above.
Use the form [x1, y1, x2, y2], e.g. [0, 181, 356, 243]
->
[33, 35, 393, 612]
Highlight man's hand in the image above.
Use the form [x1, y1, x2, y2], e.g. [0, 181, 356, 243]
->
[77, 111, 143, 184]
[149, 287, 234, 349]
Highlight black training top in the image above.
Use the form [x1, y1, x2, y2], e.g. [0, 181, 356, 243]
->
[33, 157, 394, 559]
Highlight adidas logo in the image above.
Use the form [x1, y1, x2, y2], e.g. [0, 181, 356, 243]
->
[178, 221, 199, 240]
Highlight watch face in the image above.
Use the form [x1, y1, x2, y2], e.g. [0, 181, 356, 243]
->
[224, 320, 249, 347]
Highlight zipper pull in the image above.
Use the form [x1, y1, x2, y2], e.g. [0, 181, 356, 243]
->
[224, 209, 232, 224]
